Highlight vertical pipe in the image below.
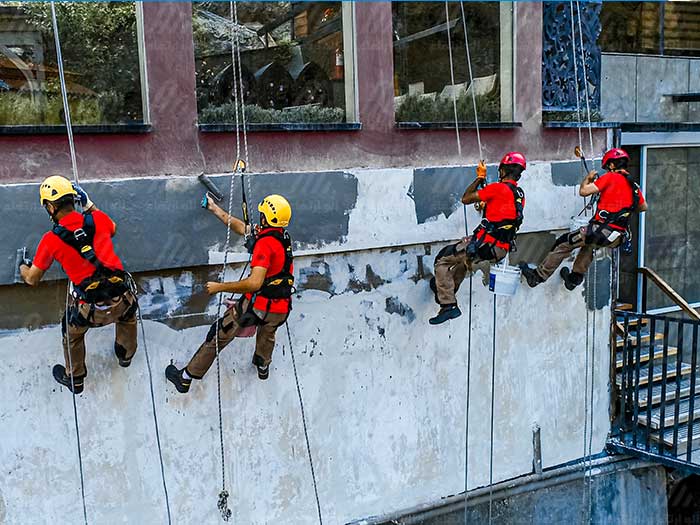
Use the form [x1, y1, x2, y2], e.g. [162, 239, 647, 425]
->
[686, 324, 698, 462]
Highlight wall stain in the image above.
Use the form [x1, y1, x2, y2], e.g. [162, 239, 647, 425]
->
[298, 261, 334, 294]
[385, 296, 416, 323]
[347, 264, 387, 293]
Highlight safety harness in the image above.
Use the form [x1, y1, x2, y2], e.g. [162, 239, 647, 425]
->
[467, 182, 525, 260]
[52, 211, 129, 303]
[594, 171, 641, 230]
[237, 228, 295, 326]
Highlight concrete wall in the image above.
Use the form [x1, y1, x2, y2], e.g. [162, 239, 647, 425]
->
[601, 53, 700, 123]
[0, 159, 614, 524]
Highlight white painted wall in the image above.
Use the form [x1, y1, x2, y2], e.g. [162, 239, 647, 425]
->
[0, 163, 611, 524]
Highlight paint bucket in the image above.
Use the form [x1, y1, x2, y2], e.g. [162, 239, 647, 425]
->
[570, 215, 590, 232]
[489, 261, 521, 297]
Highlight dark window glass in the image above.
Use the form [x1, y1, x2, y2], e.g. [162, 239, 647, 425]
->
[392, 2, 501, 123]
[0, 2, 143, 126]
[599, 1, 700, 57]
[193, 1, 347, 125]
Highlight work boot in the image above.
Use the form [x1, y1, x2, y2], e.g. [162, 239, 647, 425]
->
[165, 364, 191, 394]
[560, 267, 584, 291]
[114, 343, 132, 368]
[252, 354, 269, 380]
[52, 364, 84, 394]
[429, 304, 461, 325]
[519, 263, 543, 288]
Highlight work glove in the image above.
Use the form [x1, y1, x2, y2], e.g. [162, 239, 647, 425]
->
[72, 183, 94, 210]
[476, 161, 487, 180]
[201, 193, 210, 209]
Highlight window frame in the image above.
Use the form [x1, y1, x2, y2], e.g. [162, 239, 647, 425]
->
[0, 1, 150, 132]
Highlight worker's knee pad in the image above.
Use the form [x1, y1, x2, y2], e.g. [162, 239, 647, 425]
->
[552, 232, 574, 249]
[205, 320, 220, 343]
[114, 342, 128, 360]
[252, 354, 265, 367]
[569, 271, 585, 285]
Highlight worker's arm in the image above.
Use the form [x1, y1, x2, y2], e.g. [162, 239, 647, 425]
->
[461, 161, 488, 205]
[20, 264, 45, 287]
[206, 266, 267, 295]
[579, 170, 600, 197]
[204, 195, 246, 236]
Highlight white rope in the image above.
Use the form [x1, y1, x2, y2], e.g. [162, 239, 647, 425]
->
[444, 1, 461, 157]
[50, 2, 79, 185]
[568, 1, 583, 156]
[575, 0, 595, 158]
[488, 295, 497, 525]
[458, 0, 482, 160]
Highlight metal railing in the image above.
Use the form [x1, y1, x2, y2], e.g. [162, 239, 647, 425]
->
[638, 267, 700, 321]
[611, 309, 700, 471]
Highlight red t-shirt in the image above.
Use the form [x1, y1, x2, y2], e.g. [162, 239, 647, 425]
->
[33, 210, 123, 285]
[246, 228, 293, 314]
[594, 172, 646, 230]
[477, 180, 524, 223]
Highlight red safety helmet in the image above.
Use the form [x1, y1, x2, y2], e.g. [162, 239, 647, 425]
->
[602, 148, 629, 169]
[499, 151, 526, 170]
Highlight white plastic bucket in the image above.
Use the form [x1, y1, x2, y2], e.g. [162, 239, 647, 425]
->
[489, 262, 521, 297]
[570, 215, 590, 232]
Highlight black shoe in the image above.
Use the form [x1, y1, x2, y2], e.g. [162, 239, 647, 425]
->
[52, 364, 84, 394]
[519, 263, 543, 288]
[257, 365, 269, 380]
[429, 304, 462, 325]
[560, 267, 584, 291]
[166, 364, 191, 393]
[114, 343, 132, 368]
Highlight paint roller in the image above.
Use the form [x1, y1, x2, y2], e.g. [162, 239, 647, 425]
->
[14, 247, 28, 284]
[197, 172, 224, 202]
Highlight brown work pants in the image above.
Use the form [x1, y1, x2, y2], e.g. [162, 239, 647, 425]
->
[536, 225, 622, 281]
[186, 299, 288, 379]
[62, 291, 138, 379]
[434, 238, 507, 306]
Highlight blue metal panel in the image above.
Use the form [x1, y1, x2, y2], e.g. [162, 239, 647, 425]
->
[542, 1, 602, 113]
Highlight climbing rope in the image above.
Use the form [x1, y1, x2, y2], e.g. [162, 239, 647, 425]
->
[488, 295, 497, 525]
[458, 0, 482, 160]
[50, 4, 86, 522]
[285, 323, 323, 524]
[62, 292, 88, 525]
[51, 5, 172, 522]
[568, 1, 598, 519]
[444, 1, 461, 157]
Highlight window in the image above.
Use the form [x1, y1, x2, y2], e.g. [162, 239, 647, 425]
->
[0, 2, 144, 126]
[600, 1, 700, 57]
[392, 2, 512, 124]
[193, 2, 353, 126]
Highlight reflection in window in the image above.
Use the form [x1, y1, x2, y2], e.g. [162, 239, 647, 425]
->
[0, 2, 143, 126]
[193, 2, 348, 125]
[392, 2, 501, 123]
[599, 1, 700, 57]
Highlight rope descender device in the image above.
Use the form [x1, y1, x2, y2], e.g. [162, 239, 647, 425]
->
[235, 158, 256, 253]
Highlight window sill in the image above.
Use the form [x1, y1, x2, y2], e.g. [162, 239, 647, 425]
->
[199, 122, 362, 133]
[396, 121, 522, 130]
[542, 121, 620, 129]
[0, 123, 152, 135]
[619, 122, 700, 132]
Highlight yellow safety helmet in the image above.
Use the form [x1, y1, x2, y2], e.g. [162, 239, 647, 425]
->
[258, 194, 292, 227]
[39, 175, 76, 205]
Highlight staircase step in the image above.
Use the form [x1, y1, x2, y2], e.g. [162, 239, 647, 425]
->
[654, 419, 700, 454]
[616, 332, 664, 349]
[616, 303, 634, 311]
[615, 345, 678, 370]
[638, 394, 700, 429]
[616, 317, 648, 328]
[634, 375, 700, 409]
[616, 362, 692, 390]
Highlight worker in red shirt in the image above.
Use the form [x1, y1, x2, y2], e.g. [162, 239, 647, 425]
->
[430, 152, 526, 325]
[520, 148, 647, 290]
[19, 176, 137, 394]
[166, 194, 294, 393]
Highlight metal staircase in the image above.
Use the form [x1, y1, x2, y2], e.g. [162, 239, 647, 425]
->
[608, 268, 700, 471]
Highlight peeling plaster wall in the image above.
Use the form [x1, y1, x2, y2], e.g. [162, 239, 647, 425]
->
[0, 161, 613, 524]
